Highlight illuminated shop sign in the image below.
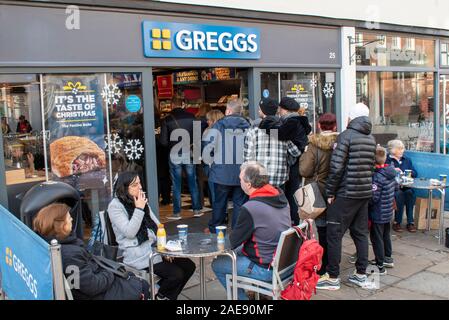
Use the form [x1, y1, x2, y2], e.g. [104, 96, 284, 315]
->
[142, 21, 260, 59]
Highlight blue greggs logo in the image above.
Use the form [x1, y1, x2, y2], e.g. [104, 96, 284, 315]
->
[142, 21, 260, 59]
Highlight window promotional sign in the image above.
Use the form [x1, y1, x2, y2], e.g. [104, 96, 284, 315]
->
[0, 206, 54, 300]
[43, 75, 106, 181]
[142, 21, 260, 59]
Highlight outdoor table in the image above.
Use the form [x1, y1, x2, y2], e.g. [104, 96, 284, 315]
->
[400, 177, 448, 245]
[149, 232, 237, 300]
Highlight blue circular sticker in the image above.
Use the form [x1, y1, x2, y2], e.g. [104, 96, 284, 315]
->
[126, 95, 141, 112]
[263, 89, 270, 98]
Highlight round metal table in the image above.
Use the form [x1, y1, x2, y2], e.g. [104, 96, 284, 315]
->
[149, 233, 237, 300]
[400, 178, 448, 245]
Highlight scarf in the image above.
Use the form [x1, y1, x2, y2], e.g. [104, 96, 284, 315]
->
[122, 201, 158, 246]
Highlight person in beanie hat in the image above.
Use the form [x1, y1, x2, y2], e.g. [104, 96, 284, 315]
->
[259, 96, 312, 225]
[244, 99, 301, 187]
[316, 102, 376, 291]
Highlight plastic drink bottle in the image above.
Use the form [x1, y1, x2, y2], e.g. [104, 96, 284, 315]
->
[157, 224, 166, 250]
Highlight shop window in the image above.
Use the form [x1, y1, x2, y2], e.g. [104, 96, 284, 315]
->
[0, 74, 48, 215]
[441, 43, 449, 66]
[0, 73, 144, 225]
[357, 71, 435, 152]
[42, 73, 145, 216]
[439, 75, 449, 154]
[356, 32, 435, 67]
[260, 72, 337, 133]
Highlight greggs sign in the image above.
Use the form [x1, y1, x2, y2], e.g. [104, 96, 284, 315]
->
[142, 21, 260, 59]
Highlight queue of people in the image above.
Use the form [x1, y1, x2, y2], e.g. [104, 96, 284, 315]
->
[30, 97, 419, 300]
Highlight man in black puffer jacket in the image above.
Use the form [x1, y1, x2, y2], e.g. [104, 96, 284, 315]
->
[317, 103, 376, 291]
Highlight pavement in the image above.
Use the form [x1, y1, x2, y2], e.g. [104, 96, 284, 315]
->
[164, 211, 449, 300]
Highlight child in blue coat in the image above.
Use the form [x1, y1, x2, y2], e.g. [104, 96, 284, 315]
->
[369, 146, 398, 274]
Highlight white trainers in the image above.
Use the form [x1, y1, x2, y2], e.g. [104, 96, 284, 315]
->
[193, 210, 204, 218]
[167, 214, 182, 220]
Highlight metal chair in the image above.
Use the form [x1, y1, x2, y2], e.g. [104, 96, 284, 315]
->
[225, 222, 309, 300]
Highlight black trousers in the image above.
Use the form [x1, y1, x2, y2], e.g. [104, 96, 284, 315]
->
[285, 160, 300, 225]
[152, 258, 196, 300]
[317, 226, 328, 276]
[369, 222, 392, 267]
[326, 197, 370, 278]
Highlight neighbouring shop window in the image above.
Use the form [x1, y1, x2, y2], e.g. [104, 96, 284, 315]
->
[439, 75, 449, 154]
[260, 72, 337, 133]
[356, 32, 435, 68]
[357, 71, 435, 152]
[441, 43, 449, 67]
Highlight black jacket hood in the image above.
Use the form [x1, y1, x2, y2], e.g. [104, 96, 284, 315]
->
[348, 116, 372, 135]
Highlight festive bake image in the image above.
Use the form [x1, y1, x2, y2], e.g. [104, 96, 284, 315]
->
[50, 136, 106, 177]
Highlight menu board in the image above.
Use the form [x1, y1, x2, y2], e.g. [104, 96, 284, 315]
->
[173, 68, 236, 84]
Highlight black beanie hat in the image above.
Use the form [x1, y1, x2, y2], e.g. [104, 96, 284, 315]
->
[279, 97, 300, 112]
[259, 98, 278, 116]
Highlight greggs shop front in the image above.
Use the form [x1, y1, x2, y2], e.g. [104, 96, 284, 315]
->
[0, 2, 341, 229]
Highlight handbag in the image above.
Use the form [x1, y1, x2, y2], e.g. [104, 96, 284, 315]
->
[92, 255, 149, 300]
[295, 148, 326, 220]
[91, 213, 119, 261]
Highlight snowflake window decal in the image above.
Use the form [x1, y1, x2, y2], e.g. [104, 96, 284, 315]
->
[124, 139, 144, 160]
[105, 133, 123, 154]
[323, 83, 335, 99]
[310, 77, 318, 89]
[101, 84, 122, 105]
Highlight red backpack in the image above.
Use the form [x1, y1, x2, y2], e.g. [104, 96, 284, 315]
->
[281, 221, 323, 300]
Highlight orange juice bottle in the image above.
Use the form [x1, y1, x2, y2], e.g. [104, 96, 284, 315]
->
[157, 224, 166, 250]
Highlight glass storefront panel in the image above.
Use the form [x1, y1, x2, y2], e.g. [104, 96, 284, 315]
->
[261, 71, 336, 132]
[0, 72, 144, 228]
[355, 32, 435, 68]
[439, 75, 449, 154]
[0, 74, 48, 215]
[357, 71, 435, 151]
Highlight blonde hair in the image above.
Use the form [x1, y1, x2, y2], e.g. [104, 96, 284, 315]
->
[206, 109, 224, 125]
[33, 203, 71, 240]
[387, 139, 405, 154]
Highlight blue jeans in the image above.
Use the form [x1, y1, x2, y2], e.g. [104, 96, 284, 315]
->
[212, 250, 273, 300]
[169, 160, 201, 215]
[203, 164, 215, 205]
[395, 188, 416, 225]
[208, 183, 247, 232]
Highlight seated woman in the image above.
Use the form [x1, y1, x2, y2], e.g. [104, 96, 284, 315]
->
[386, 139, 418, 233]
[108, 171, 195, 300]
[33, 203, 149, 300]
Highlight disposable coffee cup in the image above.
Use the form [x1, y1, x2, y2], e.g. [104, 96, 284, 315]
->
[177, 224, 188, 240]
[440, 174, 447, 185]
[405, 170, 412, 178]
[216, 226, 227, 243]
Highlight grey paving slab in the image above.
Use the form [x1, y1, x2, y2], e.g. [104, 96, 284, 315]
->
[367, 286, 443, 300]
[378, 274, 403, 287]
[394, 271, 449, 299]
[182, 279, 227, 300]
[384, 254, 434, 278]
[426, 260, 449, 275]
